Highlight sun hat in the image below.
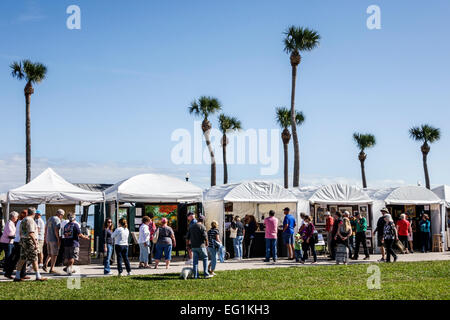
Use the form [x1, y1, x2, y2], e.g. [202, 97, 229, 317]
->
[380, 207, 389, 213]
[35, 210, 42, 215]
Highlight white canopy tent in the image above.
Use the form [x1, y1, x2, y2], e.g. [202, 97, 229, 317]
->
[104, 173, 203, 203]
[433, 185, 450, 208]
[6, 168, 104, 206]
[366, 186, 445, 249]
[203, 181, 298, 238]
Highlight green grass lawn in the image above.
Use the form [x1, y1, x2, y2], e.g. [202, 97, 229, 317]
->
[0, 260, 449, 300]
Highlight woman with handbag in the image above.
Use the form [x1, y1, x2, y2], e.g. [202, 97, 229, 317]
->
[154, 218, 176, 269]
[382, 214, 398, 263]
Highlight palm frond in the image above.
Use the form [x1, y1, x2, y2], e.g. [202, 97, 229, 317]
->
[189, 96, 221, 120]
[275, 107, 290, 129]
[410, 124, 441, 143]
[353, 133, 376, 151]
[283, 26, 320, 53]
[23, 60, 47, 83]
[10, 61, 25, 80]
[219, 114, 242, 133]
[294, 111, 305, 126]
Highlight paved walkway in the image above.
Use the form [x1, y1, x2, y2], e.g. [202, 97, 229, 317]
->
[1, 252, 449, 282]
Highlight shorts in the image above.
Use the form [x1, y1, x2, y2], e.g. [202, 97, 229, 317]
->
[19, 238, 38, 262]
[282, 233, 294, 245]
[64, 246, 80, 261]
[38, 240, 44, 254]
[377, 236, 383, 247]
[47, 241, 59, 256]
[154, 243, 172, 261]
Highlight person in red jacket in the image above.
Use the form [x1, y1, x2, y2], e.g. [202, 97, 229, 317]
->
[396, 214, 411, 254]
[325, 212, 334, 257]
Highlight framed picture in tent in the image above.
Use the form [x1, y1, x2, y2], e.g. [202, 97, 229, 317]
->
[118, 208, 128, 220]
[405, 205, 416, 217]
[314, 205, 326, 225]
[145, 204, 178, 231]
[339, 207, 353, 215]
[359, 205, 368, 219]
[329, 205, 337, 215]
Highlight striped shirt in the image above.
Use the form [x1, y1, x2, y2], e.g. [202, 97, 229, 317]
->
[207, 228, 219, 248]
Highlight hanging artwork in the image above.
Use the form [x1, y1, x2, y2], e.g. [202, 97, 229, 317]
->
[145, 204, 178, 231]
[405, 205, 416, 217]
[314, 205, 326, 225]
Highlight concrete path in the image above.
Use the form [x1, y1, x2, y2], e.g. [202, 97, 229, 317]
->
[1, 251, 449, 282]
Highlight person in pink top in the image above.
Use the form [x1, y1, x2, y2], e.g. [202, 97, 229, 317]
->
[0, 211, 19, 262]
[264, 210, 279, 263]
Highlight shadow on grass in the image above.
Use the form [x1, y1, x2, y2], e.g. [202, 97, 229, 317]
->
[130, 273, 181, 281]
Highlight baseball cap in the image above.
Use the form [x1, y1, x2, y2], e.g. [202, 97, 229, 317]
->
[198, 215, 205, 222]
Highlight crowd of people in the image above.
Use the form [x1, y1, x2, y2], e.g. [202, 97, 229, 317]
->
[0, 205, 435, 281]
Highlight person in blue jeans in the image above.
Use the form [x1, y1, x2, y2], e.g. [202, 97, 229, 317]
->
[102, 218, 114, 275]
[207, 220, 222, 275]
[264, 210, 279, 262]
[282, 207, 296, 260]
[186, 215, 212, 279]
[112, 218, 131, 276]
[154, 218, 176, 269]
[231, 216, 245, 260]
[419, 214, 431, 253]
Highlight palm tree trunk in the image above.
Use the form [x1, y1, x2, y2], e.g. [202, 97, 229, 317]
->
[283, 142, 289, 189]
[290, 64, 300, 187]
[204, 129, 216, 186]
[422, 151, 430, 189]
[25, 92, 32, 183]
[223, 134, 228, 185]
[360, 159, 367, 188]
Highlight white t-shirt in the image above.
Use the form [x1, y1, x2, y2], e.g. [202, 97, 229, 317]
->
[112, 227, 129, 246]
[138, 224, 150, 244]
[14, 220, 22, 243]
[35, 217, 45, 241]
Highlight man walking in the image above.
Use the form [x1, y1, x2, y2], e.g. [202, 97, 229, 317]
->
[325, 212, 334, 257]
[186, 215, 212, 279]
[352, 212, 370, 260]
[282, 208, 296, 260]
[14, 208, 47, 282]
[185, 212, 197, 265]
[63, 212, 89, 275]
[43, 209, 64, 273]
[374, 208, 389, 262]
[264, 210, 279, 263]
[34, 210, 45, 269]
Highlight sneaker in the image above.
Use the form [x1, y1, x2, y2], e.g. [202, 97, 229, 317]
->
[263, 259, 270, 262]
[38, 264, 43, 268]
[42, 265, 48, 272]
[363, 256, 370, 260]
[118, 273, 123, 277]
[127, 272, 132, 276]
[104, 272, 113, 276]
[204, 274, 213, 279]
[377, 258, 385, 262]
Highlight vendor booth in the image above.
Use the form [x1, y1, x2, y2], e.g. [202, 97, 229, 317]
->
[202, 181, 298, 258]
[5, 168, 104, 264]
[366, 186, 445, 252]
[293, 184, 374, 252]
[432, 185, 450, 250]
[103, 173, 203, 255]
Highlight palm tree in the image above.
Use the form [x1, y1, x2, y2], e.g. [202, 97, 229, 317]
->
[218, 114, 242, 184]
[276, 107, 305, 189]
[188, 96, 222, 186]
[352, 133, 376, 188]
[409, 124, 441, 189]
[283, 26, 320, 187]
[10, 60, 47, 183]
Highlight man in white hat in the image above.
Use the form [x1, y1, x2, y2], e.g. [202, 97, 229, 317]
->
[374, 208, 389, 262]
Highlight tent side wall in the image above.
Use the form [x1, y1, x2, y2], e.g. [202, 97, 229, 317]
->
[203, 200, 225, 240]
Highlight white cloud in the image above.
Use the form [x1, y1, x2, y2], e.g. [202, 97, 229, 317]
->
[16, 1, 46, 23]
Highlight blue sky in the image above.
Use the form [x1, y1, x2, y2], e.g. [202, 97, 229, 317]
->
[0, 0, 449, 191]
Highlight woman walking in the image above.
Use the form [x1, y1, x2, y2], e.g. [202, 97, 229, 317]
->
[231, 216, 245, 260]
[300, 216, 317, 264]
[396, 214, 410, 254]
[207, 220, 222, 275]
[112, 218, 132, 276]
[138, 216, 151, 268]
[102, 218, 114, 275]
[154, 218, 176, 269]
[382, 214, 398, 263]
